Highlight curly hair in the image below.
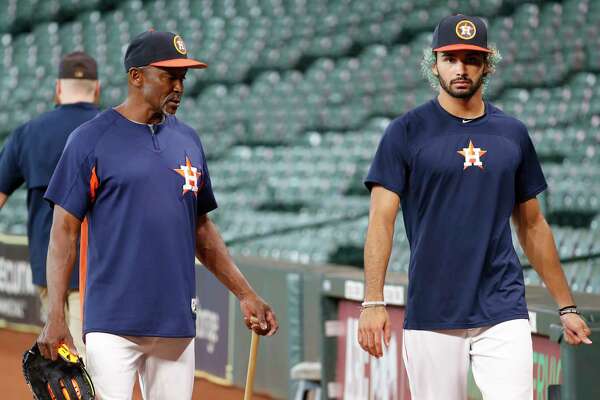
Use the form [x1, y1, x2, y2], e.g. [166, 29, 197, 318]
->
[421, 46, 502, 92]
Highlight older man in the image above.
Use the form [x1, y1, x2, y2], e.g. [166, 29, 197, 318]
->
[37, 31, 277, 399]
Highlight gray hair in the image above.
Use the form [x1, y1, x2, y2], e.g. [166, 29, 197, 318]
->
[421, 46, 502, 92]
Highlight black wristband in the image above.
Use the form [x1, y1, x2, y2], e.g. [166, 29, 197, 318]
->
[559, 305, 579, 316]
[559, 304, 577, 312]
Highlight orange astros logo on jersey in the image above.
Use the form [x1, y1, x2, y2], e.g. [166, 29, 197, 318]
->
[457, 140, 487, 170]
[174, 156, 202, 195]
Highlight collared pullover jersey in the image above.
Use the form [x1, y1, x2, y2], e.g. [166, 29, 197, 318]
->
[45, 109, 217, 337]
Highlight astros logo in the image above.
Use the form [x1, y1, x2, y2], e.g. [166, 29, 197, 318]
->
[457, 140, 487, 170]
[456, 20, 476, 40]
[173, 35, 187, 55]
[174, 156, 202, 195]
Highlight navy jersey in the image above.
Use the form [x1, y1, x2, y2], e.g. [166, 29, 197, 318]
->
[365, 99, 547, 330]
[0, 103, 100, 288]
[45, 109, 217, 338]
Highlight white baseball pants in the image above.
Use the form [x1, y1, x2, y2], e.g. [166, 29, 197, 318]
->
[402, 318, 533, 400]
[85, 332, 195, 400]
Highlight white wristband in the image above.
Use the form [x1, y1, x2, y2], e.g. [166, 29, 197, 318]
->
[361, 301, 386, 308]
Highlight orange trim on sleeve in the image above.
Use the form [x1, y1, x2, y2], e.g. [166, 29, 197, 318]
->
[79, 166, 98, 323]
[89, 166, 99, 201]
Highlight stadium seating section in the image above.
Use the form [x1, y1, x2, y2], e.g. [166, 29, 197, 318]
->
[0, 0, 598, 292]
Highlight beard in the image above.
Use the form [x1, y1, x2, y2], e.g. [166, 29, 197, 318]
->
[161, 101, 178, 115]
[438, 73, 485, 99]
[161, 103, 178, 115]
[160, 94, 181, 115]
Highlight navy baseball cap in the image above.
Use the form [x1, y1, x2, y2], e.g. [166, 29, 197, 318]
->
[124, 30, 208, 72]
[432, 14, 492, 53]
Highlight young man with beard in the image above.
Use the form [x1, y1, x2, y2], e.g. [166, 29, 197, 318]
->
[37, 31, 278, 399]
[358, 15, 591, 399]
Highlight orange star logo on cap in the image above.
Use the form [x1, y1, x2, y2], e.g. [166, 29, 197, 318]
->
[456, 20, 477, 40]
[173, 35, 187, 55]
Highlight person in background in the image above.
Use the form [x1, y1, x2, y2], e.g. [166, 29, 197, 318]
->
[0, 51, 100, 360]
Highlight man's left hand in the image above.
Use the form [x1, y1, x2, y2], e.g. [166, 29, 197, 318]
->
[561, 313, 592, 345]
[240, 293, 278, 336]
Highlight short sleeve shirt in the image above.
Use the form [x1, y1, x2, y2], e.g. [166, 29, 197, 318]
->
[45, 109, 217, 338]
[0, 103, 99, 288]
[365, 99, 547, 330]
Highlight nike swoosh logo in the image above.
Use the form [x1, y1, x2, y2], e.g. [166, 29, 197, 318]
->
[462, 119, 472, 123]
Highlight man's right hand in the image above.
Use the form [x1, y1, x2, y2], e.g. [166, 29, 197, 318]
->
[357, 306, 391, 358]
[240, 293, 279, 336]
[37, 315, 76, 361]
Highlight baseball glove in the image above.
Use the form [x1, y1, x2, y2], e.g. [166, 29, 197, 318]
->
[23, 343, 95, 400]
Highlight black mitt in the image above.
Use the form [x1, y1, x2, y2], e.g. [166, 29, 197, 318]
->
[23, 343, 95, 400]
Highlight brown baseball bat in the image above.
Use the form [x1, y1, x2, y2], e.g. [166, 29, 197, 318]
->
[243, 328, 260, 400]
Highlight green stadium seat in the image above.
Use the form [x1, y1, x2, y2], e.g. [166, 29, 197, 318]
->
[586, 261, 600, 294]
[0, 0, 598, 273]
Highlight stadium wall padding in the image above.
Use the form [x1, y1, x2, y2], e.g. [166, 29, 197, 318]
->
[559, 324, 600, 400]
[2, 236, 600, 399]
[319, 269, 600, 400]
